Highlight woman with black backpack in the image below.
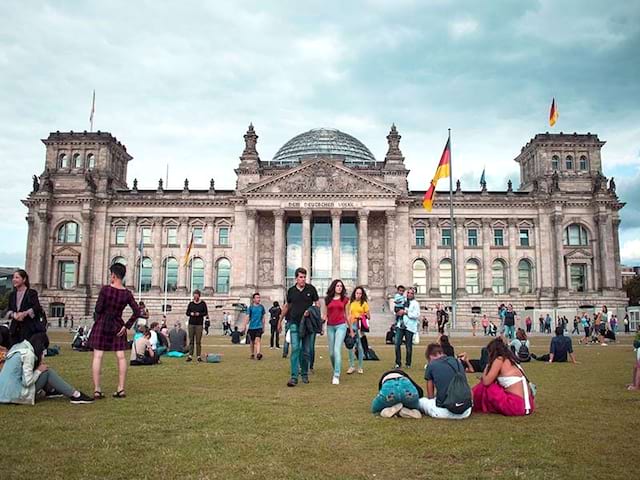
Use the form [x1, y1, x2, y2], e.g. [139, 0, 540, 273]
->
[509, 328, 532, 363]
[5, 270, 46, 346]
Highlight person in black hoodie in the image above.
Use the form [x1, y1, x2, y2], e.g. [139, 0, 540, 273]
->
[5, 270, 45, 346]
[185, 290, 208, 363]
[269, 301, 282, 349]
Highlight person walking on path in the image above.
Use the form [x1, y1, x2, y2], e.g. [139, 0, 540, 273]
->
[348, 286, 370, 376]
[185, 289, 208, 362]
[88, 263, 145, 399]
[278, 268, 319, 387]
[243, 293, 267, 360]
[482, 314, 489, 336]
[394, 287, 420, 369]
[324, 280, 352, 385]
[269, 301, 282, 349]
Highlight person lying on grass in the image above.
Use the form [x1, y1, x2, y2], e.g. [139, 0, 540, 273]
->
[371, 369, 423, 419]
[0, 333, 93, 405]
[628, 331, 640, 391]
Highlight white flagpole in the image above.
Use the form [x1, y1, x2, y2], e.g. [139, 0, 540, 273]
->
[137, 228, 143, 302]
[448, 129, 457, 329]
[163, 257, 169, 313]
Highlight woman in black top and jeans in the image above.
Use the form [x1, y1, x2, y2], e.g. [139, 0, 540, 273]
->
[5, 270, 45, 346]
[185, 290, 208, 362]
[269, 301, 282, 349]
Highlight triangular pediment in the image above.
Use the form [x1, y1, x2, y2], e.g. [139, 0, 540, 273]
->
[53, 245, 81, 257]
[241, 160, 401, 196]
[565, 248, 592, 260]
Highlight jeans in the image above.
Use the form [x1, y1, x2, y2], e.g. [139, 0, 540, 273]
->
[394, 328, 414, 367]
[348, 323, 364, 369]
[371, 377, 420, 413]
[504, 325, 515, 340]
[326, 323, 348, 377]
[188, 325, 203, 357]
[35, 368, 75, 397]
[309, 333, 317, 370]
[270, 323, 280, 348]
[289, 323, 313, 380]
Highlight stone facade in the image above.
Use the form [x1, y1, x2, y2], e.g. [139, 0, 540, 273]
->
[22, 126, 627, 327]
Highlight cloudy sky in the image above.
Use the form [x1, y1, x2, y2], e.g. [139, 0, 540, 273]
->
[1, 0, 639, 267]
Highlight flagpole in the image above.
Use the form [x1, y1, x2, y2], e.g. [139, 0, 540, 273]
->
[138, 228, 143, 302]
[448, 128, 457, 329]
[163, 256, 169, 314]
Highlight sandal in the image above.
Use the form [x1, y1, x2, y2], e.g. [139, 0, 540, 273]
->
[94, 391, 105, 400]
[112, 390, 127, 398]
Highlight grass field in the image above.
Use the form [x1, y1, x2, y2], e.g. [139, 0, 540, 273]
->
[1, 331, 638, 480]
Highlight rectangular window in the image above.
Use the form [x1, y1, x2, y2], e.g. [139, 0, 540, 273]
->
[218, 227, 229, 246]
[142, 227, 152, 245]
[193, 227, 204, 245]
[167, 227, 178, 245]
[494, 229, 504, 246]
[570, 264, 586, 292]
[519, 229, 530, 247]
[115, 227, 126, 245]
[59, 261, 76, 289]
[441, 228, 451, 246]
[415, 228, 426, 247]
[468, 228, 478, 247]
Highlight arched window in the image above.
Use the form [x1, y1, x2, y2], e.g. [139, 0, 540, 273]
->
[439, 259, 452, 294]
[491, 259, 507, 294]
[57, 222, 80, 243]
[190, 257, 205, 292]
[163, 257, 178, 292]
[579, 155, 588, 170]
[216, 258, 231, 293]
[87, 153, 95, 169]
[465, 259, 480, 294]
[138, 257, 152, 293]
[518, 259, 533, 294]
[111, 256, 126, 266]
[563, 224, 589, 246]
[551, 155, 559, 171]
[59, 153, 69, 168]
[565, 155, 573, 170]
[412, 259, 427, 294]
[73, 153, 82, 168]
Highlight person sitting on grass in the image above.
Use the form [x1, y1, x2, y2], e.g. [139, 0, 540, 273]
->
[130, 326, 156, 365]
[149, 322, 168, 357]
[472, 338, 535, 416]
[419, 343, 473, 419]
[509, 328, 532, 363]
[231, 326, 241, 345]
[371, 369, 423, 419]
[168, 322, 188, 353]
[533, 327, 578, 364]
[439, 334, 455, 357]
[0, 333, 93, 405]
[243, 293, 266, 360]
[628, 331, 640, 391]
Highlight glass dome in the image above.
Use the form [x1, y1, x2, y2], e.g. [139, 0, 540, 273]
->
[270, 128, 377, 166]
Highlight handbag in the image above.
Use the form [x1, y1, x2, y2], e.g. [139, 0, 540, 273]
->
[344, 333, 356, 350]
[413, 332, 420, 345]
[360, 314, 370, 333]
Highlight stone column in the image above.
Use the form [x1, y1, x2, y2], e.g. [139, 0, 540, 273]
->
[35, 210, 50, 289]
[597, 213, 614, 289]
[25, 215, 35, 277]
[385, 210, 397, 293]
[273, 211, 285, 287]
[455, 219, 465, 294]
[532, 219, 543, 293]
[508, 219, 519, 294]
[126, 217, 138, 288]
[358, 209, 369, 286]
[246, 209, 257, 288]
[177, 217, 189, 294]
[482, 218, 493, 295]
[301, 209, 312, 275]
[331, 209, 341, 279]
[151, 217, 163, 292]
[204, 217, 215, 295]
[428, 218, 439, 295]
[79, 211, 94, 289]
[230, 203, 248, 295]
[552, 213, 566, 290]
[612, 217, 622, 289]
[538, 212, 554, 294]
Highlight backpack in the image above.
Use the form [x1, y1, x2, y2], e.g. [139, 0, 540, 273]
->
[441, 359, 473, 414]
[364, 348, 379, 361]
[517, 342, 531, 362]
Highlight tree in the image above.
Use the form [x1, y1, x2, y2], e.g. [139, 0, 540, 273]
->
[625, 276, 640, 306]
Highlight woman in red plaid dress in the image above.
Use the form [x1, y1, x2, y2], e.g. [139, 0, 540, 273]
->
[88, 263, 144, 399]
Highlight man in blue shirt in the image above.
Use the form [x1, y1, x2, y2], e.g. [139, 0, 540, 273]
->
[243, 293, 266, 360]
[534, 327, 578, 363]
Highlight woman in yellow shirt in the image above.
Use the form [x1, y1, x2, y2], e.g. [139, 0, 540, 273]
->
[348, 286, 370, 374]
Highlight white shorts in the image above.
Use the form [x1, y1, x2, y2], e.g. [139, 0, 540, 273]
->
[419, 397, 472, 420]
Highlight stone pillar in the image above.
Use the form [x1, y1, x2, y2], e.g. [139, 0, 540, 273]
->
[331, 209, 341, 279]
[385, 210, 397, 293]
[126, 217, 138, 288]
[612, 217, 622, 289]
[508, 219, 519, 294]
[428, 218, 439, 295]
[455, 219, 465, 294]
[597, 213, 614, 289]
[358, 209, 369, 286]
[204, 217, 215, 295]
[230, 204, 248, 295]
[79, 211, 94, 288]
[35, 210, 50, 289]
[246, 209, 257, 288]
[177, 217, 189, 294]
[482, 218, 493, 295]
[25, 215, 35, 279]
[538, 212, 554, 294]
[532, 219, 543, 293]
[151, 217, 163, 292]
[552, 213, 566, 290]
[301, 209, 312, 275]
[273, 211, 285, 287]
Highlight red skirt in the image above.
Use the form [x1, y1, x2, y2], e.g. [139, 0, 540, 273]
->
[88, 316, 128, 352]
[472, 382, 535, 416]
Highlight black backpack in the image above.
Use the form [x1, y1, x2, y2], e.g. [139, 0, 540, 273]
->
[517, 342, 531, 362]
[441, 358, 473, 414]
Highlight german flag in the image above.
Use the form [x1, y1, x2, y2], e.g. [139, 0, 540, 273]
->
[422, 137, 451, 211]
[183, 231, 194, 267]
[549, 97, 558, 127]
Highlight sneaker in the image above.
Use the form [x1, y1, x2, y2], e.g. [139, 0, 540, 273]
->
[357, 368, 364, 375]
[394, 364, 401, 369]
[347, 367, 356, 375]
[186, 356, 193, 362]
[270, 347, 274, 350]
[332, 376, 340, 385]
[302, 376, 310, 384]
[257, 353, 263, 360]
[399, 407, 422, 419]
[276, 346, 281, 350]
[380, 403, 403, 418]
[70, 392, 95, 404]
[45, 389, 64, 399]
[287, 378, 298, 387]
[197, 357, 203, 363]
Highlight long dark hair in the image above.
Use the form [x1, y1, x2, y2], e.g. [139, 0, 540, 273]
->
[13, 269, 30, 290]
[325, 279, 347, 306]
[28, 333, 49, 368]
[486, 337, 519, 370]
[350, 285, 368, 305]
[440, 335, 451, 347]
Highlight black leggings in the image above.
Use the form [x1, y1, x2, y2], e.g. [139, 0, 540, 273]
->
[270, 323, 280, 348]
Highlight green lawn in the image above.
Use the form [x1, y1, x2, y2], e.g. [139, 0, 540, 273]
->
[1, 332, 638, 480]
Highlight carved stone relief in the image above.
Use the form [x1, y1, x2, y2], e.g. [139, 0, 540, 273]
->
[367, 213, 386, 287]
[257, 214, 275, 285]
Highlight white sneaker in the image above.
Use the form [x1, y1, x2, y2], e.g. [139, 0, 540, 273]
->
[332, 376, 340, 385]
[347, 367, 356, 374]
[380, 403, 403, 418]
[399, 407, 422, 419]
[357, 368, 364, 374]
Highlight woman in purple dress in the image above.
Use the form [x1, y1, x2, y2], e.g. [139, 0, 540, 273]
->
[88, 263, 144, 399]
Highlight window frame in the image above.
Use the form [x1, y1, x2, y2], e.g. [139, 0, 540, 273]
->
[192, 226, 204, 245]
[465, 260, 480, 294]
[115, 226, 126, 245]
[167, 226, 178, 246]
[415, 228, 426, 247]
[58, 261, 76, 290]
[519, 229, 530, 247]
[412, 259, 428, 294]
[141, 227, 152, 246]
[441, 228, 451, 247]
[218, 227, 230, 246]
[467, 228, 478, 247]
[494, 228, 504, 247]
